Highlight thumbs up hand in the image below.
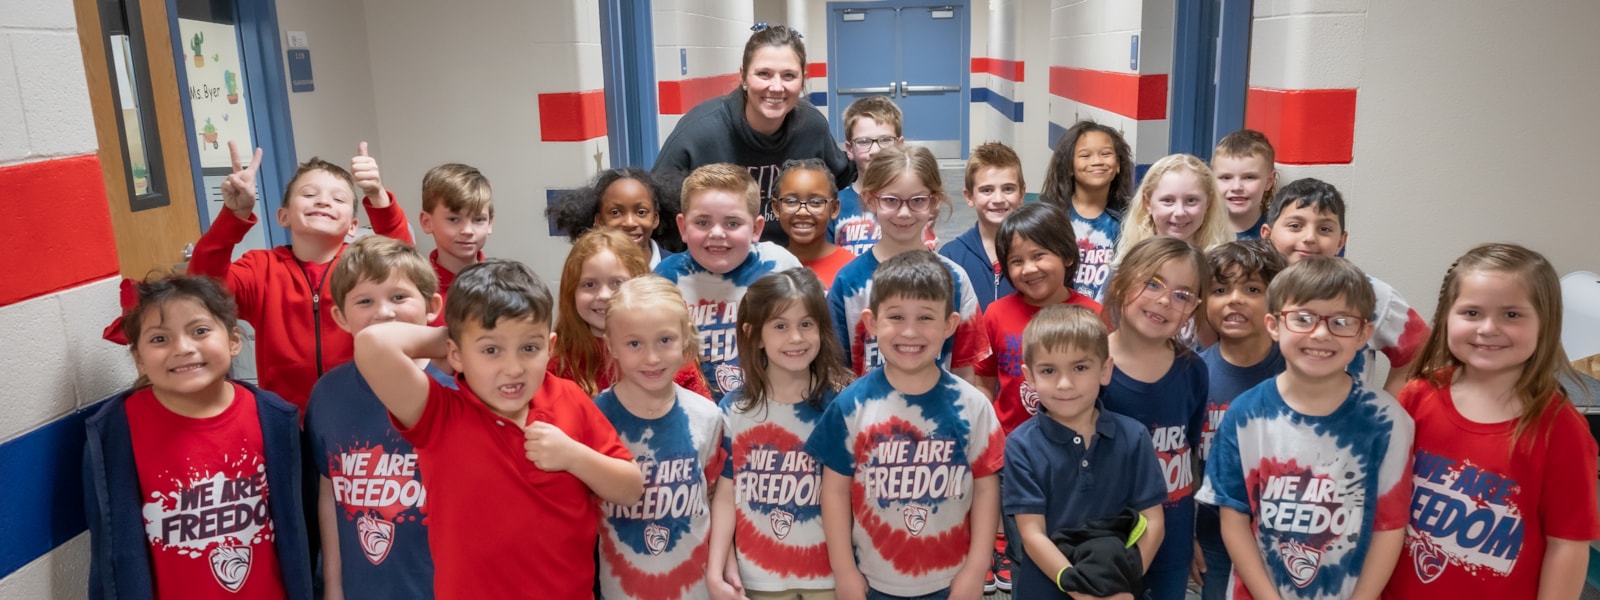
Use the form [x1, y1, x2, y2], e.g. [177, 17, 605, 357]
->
[350, 141, 389, 206]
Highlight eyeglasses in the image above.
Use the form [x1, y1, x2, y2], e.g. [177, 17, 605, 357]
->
[1139, 277, 1198, 308]
[849, 136, 898, 149]
[777, 196, 831, 213]
[874, 194, 933, 213]
[1276, 311, 1368, 337]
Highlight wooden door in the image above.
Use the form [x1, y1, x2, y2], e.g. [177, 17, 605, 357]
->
[75, 0, 202, 279]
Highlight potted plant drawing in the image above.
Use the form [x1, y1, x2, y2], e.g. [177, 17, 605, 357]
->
[224, 71, 239, 104]
[201, 118, 219, 149]
[190, 32, 204, 67]
[132, 165, 149, 194]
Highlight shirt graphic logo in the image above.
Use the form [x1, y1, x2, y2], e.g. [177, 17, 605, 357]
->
[208, 544, 253, 592]
[1407, 451, 1525, 577]
[1019, 380, 1039, 415]
[715, 363, 744, 395]
[1277, 541, 1323, 588]
[357, 514, 395, 565]
[1408, 535, 1448, 584]
[902, 505, 929, 535]
[643, 523, 670, 556]
[770, 509, 794, 540]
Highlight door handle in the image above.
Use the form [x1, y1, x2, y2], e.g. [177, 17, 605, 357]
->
[838, 85, 894, 94]
[902, 83, 961, 93]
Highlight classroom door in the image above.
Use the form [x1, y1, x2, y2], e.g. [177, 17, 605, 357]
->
[828, 1, 969, 159]
[74, 0, 203, 278]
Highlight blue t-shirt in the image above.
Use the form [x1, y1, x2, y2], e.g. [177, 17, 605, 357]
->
[1236, 214, 1268, 240]
[829, 186, 879, 255]
[1003, 406, 1167, 599]
[1195, 343, 1284, 545]
[1101, 350, 1208, 574]
[655, 241, 802, 401]
[1069, 205, 1121, 303]
[306, 362, 455, 600]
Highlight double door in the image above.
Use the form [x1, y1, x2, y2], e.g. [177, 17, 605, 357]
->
[829, 1, 969, 159]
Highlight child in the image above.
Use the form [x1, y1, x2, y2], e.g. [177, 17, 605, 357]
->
[978, 203, 1103, 434]
[548, 168, 686, 268]
[354, 260, 644, 598]
[1210, 130, 1278, 240]
[304, 235, 446, 599]
[594, 276, 726, 600]
[1116, 153, 1233, 258]
[191, 142, 413, 411]
[1196, 256, 1414, 600]
[1005, 304, 1168, 599]
[806, 251, 1005, 599]
[1040, 121, 1136, 304]
[939, 142, 1026, 309]
[1385, 243, 1600, 598]
[1193, 239, 1287, 600]
[417, 163, 493, 324]
[707, 268, 855, 598]
[84, 275, 312, 599]
[656, 163, 803, 402]
[774, 159, 856, 289]
[550, 228, 710, 398]
[1261, 178, 1429, 396]
[831, 95, 903, 256]
[827, 145, 991, 383]
[1101, 236, 1211, 600]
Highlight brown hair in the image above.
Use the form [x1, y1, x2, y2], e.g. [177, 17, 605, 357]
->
[964, 142, 1025, 192]
[1213, 129, 1277, 215]
[421, 163, 494, 218]
[1410, 243, 1581, 446]
[1023, 304, 1110, 367]
[443, 259, 553, 342]
[861, 145, 948, 218]
[733, 269, 854, 412]
[682, 163, 761, 216]
[741, 25, 807, 82]
[1265, 256, 1375, 318]
[1103, 236, 1209, 333]
[1039, 121, 1134, 214]
[283, 158, 359, 224]
[1206, 239, 1286, 289]
[553, 229, 651, 396]
[123, 274, 241, 388]
[843, 95, 903, 139]
[869, 250, 954, 315]
[329, 235, 438, 311]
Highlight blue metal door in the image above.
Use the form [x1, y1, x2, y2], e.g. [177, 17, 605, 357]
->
[828, 1, 969, 159]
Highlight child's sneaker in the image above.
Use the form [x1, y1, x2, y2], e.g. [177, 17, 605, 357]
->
[994, 550, 1014, 592]
[985, 552, 998, 594]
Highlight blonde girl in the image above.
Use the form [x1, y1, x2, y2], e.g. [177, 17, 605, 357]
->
[1116, 153, 1232, 260]
[1386, 243, 1600, 599]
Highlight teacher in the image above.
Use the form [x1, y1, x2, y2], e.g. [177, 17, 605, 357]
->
[653, 24, 853, 245]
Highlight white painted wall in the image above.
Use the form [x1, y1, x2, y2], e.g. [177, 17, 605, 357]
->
[275, 0, 381, 162]
[1017, 0, 1052, 183]
[653, 0, 754, 136]
[1047, 0, 1173, 165]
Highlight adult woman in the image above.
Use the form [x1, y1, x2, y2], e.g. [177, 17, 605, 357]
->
[654, 24, 852, 245]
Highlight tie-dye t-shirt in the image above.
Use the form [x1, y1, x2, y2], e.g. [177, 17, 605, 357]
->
[1196, 378, 1414, 600]
[804, 369, 1005, 597]
[826, 251, 991, 376]
[1070, 205, 1121, 303]
[655, 241, 802, 401]
[719, 388, 835, 592]
[596, 385, 727, 600]
[1345, 275, 1429, 389]
[830, 186, 880, 256]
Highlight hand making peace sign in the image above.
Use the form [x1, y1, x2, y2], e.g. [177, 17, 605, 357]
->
[220, 140, 263, 221]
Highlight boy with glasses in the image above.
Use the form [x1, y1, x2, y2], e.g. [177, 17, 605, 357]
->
[1196, 256, 1414, 600]
[832, 96, 940, 255]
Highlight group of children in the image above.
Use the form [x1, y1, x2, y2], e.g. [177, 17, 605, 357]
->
[81, 83, 1597, 600]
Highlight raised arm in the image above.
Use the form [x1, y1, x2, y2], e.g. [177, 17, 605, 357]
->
[353, 322, 448, 428]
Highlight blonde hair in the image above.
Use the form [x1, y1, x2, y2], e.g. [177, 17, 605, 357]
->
[861, 145, 947, 219]
[421, 163, 494, 218]
[1411, 243, 1581, 447]
[1023, 304, 1110, 367]
[553, 229, 650, 396]
[843, 95, 903, 139]
[1117, 154, 1232, 259]
[606, 275, 700, 365]
[682, 163, 761, 217]
[329, 235, 439, 310]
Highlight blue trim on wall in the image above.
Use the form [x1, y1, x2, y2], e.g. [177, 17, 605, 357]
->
[599, 0, 660, 169]
[808, 91, 827, 107]
[1211, 0, 1251, 142]
[0, 405, 96, 580]
[1169, 0, 1219, 159]
[970, 87, 1023, 122]
[168, 0, 210, 233]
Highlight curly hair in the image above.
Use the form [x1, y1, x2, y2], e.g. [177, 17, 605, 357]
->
[545, 168, 685, 252]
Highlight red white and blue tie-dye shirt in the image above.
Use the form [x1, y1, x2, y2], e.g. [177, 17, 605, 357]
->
[826, 251, 991, 376]
[1197, 378, 1414, 600]
[804, 369, 1005, 597]
[596, 385, 727, 600]
[655, 241, 802, 401]
[1069, 205, 1121, 304]
[1347, 275, 1430, 388]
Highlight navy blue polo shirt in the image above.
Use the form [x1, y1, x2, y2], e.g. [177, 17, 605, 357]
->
[1002, 405, 1166, 599]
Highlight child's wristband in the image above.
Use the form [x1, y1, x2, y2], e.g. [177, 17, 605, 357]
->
[1056, 565, 1070, 593]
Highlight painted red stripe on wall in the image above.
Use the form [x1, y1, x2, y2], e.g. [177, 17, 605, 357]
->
[1048, 66, 1166, 120]
[538, 89, 608, 142]
[1245, 87, 1357, 165]
[0, 154, 119, 307]
[972, 58, 1024, 82]
[658, 73, 741, 115]
[807, 62, 827, 78]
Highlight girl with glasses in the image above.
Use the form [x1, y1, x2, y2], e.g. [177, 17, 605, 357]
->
[774, 159, 854, 290]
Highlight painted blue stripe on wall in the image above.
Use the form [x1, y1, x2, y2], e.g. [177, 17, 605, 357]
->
[0, 405, 95, 580]
[970, 87, 1023, 122]
[808, 91, 827, 107]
